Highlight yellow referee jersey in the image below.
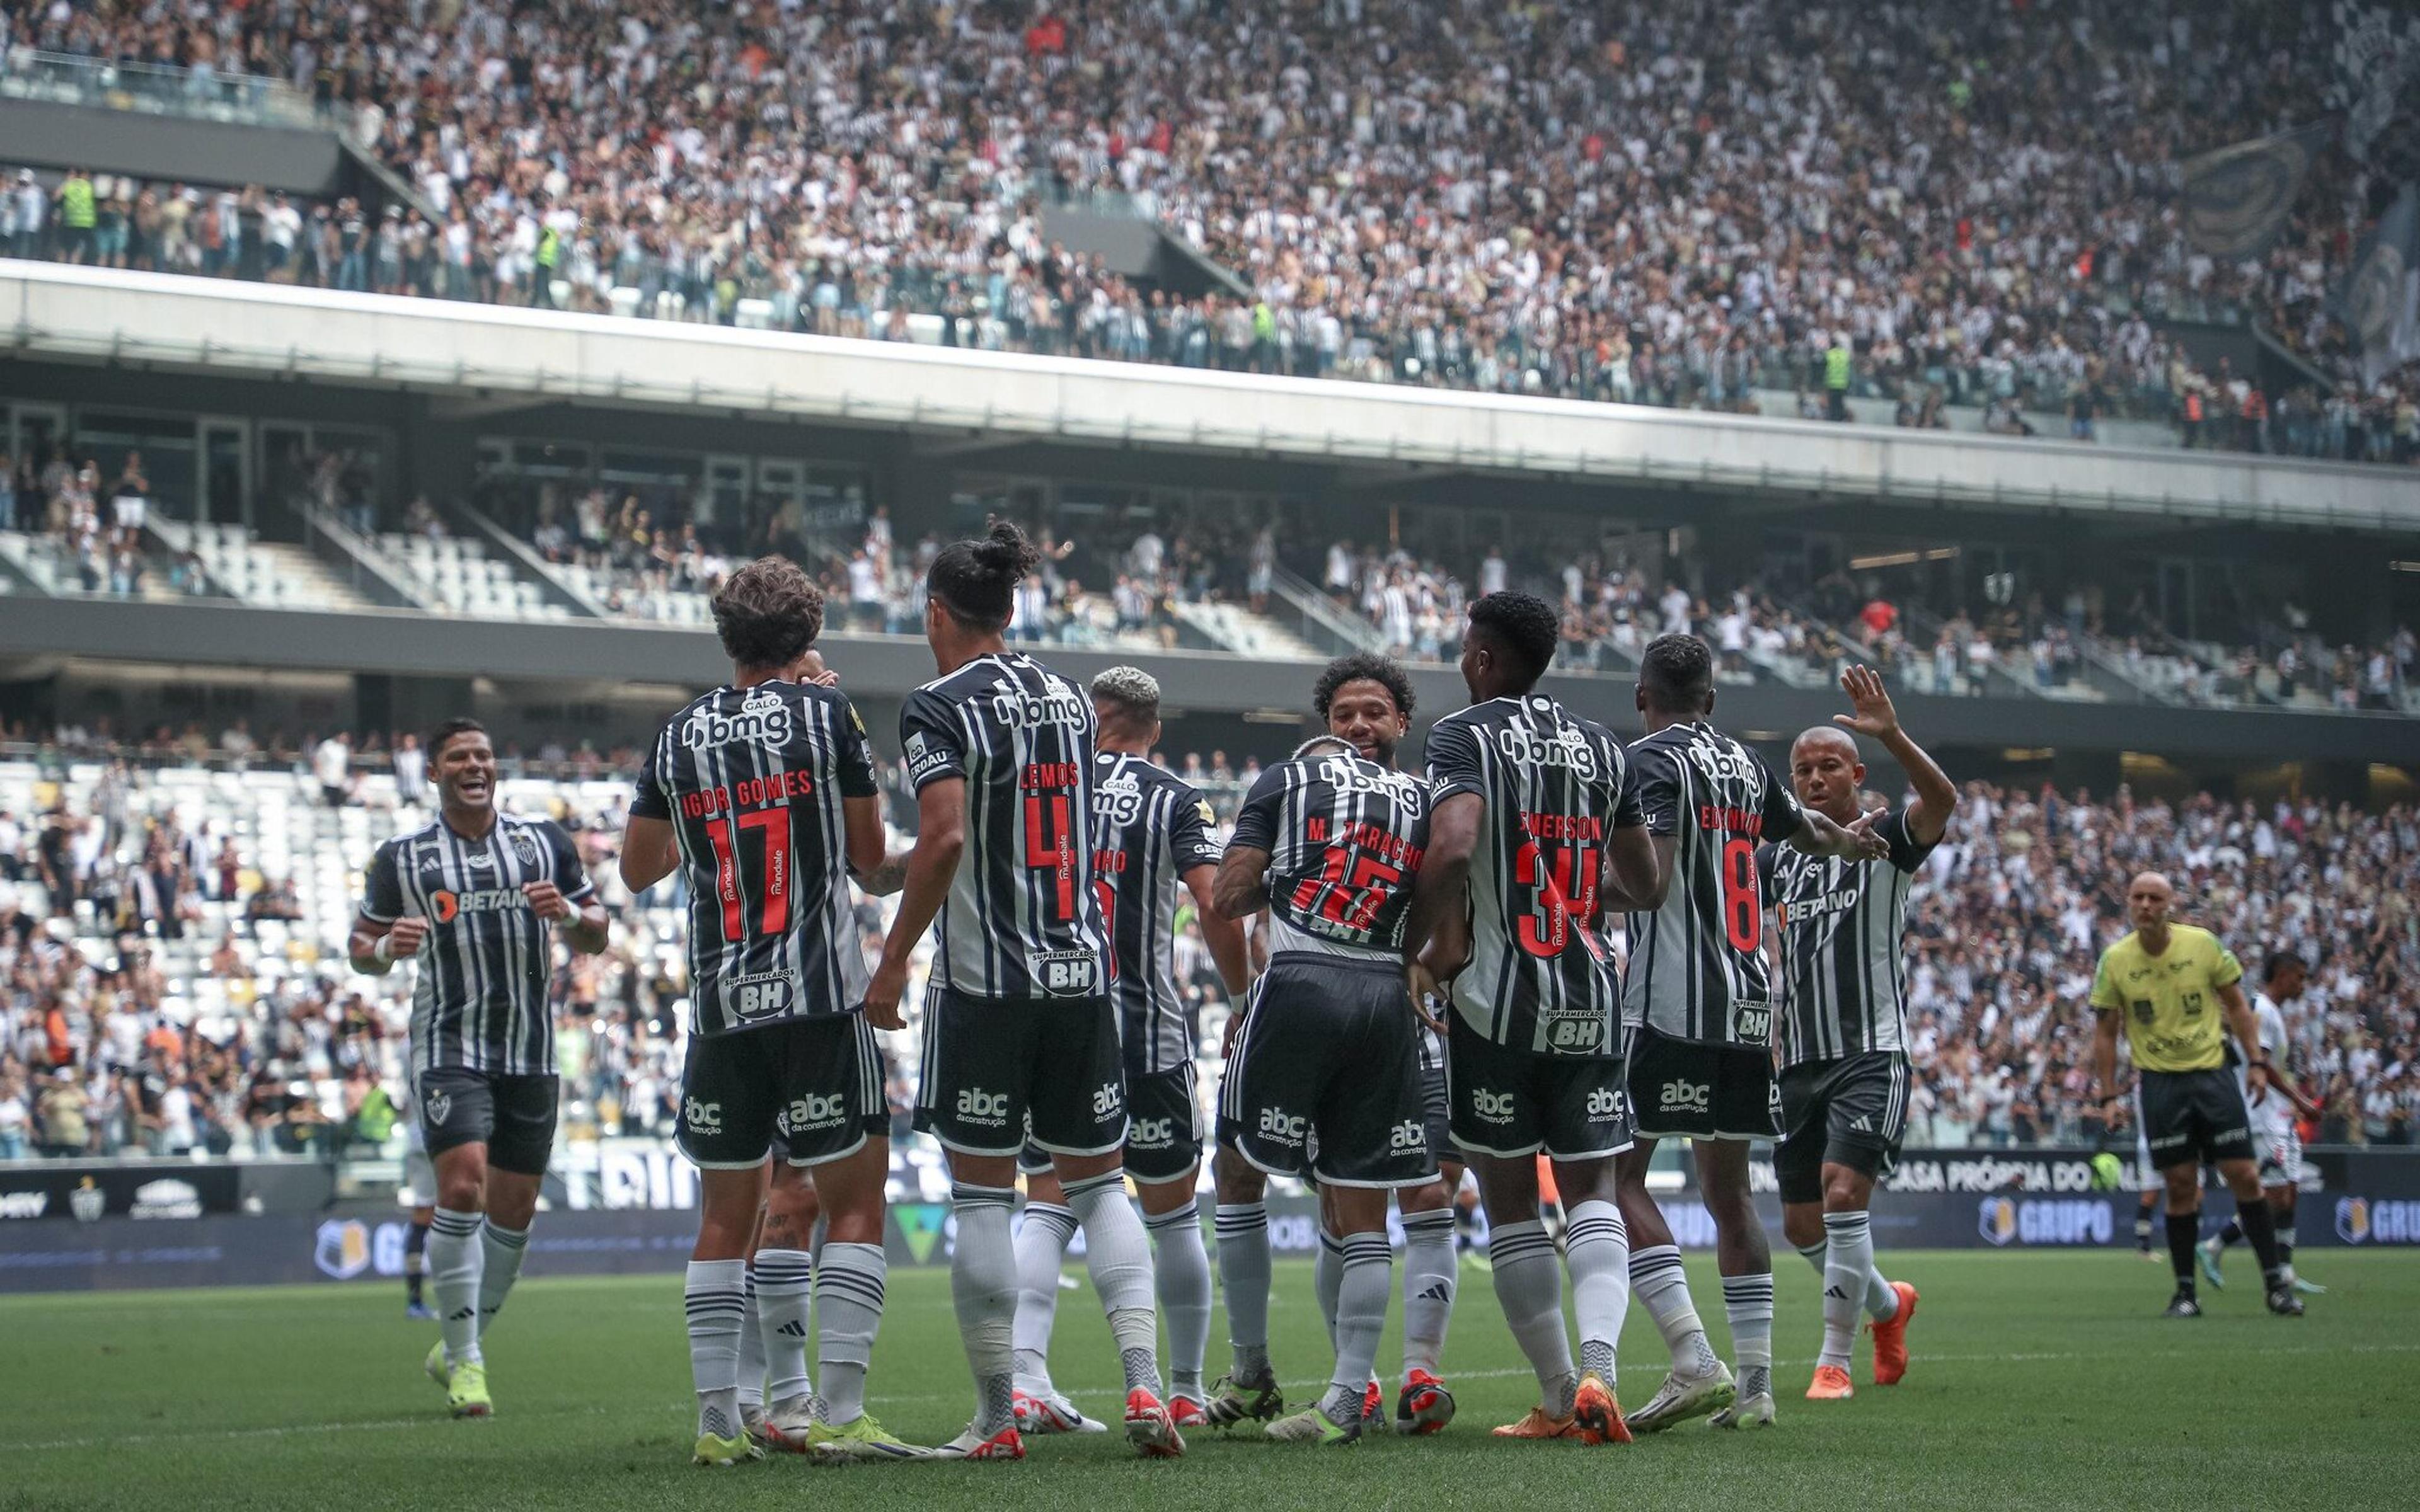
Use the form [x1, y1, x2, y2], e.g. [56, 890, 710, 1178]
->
[2089, 924, 2242, 1073]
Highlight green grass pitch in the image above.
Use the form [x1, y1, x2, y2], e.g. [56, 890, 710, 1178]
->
[3, 1250, 2416, 1511]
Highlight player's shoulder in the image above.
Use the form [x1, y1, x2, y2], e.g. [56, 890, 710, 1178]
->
[2098, 929, 2143, 963]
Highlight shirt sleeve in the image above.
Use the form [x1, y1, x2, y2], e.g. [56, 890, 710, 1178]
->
[2209, 936, 2244, 989]
[1628, 740, 1684, 837]
[833, 694, 880, 799]
[2089, 947, 2122, 1012]
[1754, 840, 1780, 893]
[1225, 764, 1289, 854]
[546, 822, 596, 902]
[1755, 750, 1806, 842]
[899, 689, 967, 791]
[628, 735, 671, 821]
[1879, 807, 1938, 874]
[1171, 781, 1224, 871]
[358, 839, 403, 924]
[1422, 715, 1485, 805]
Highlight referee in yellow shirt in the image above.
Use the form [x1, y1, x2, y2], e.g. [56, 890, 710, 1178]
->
[2090, 872, 2302, 1318]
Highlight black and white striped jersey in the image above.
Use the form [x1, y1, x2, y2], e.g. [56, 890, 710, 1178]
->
[1619, 721, 1805, 1047]
[361, 811, 594, 1075]
[1227, 750, 1428, 963]
[1092, 751, 1224, 1075]
[1760, 808, 1935, 1067]
[630, 680, 880, 1036]
[899, 651, 1109, 1000]
[1426, 694, 1640, 1057]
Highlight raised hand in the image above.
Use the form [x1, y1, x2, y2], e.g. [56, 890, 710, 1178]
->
[1831, 664, 1901, 742]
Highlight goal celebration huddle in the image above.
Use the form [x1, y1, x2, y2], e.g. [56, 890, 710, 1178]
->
[349, 522, 2314, 1466]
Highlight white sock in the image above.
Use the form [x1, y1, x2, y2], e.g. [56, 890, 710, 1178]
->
[1563, 1200, 1630, 1389]
[949, 1183, 1021, 1435]
[430, 1206, 485, 1368]
[1795, 1237, 1828, 1279]
[1145, 1201, 1212, 1400]
[1721, 1273, 1775, 1377]
[1820, 1212, 1875, 1370]
[754, 1247, 814, 1408]
[1398, 1206, 1457, 1378]
[1865, 1259, 1901, 1322]
[1489, 1219, 1576, 1415]
[475, 1219, 528, 1337]
[736, 1263, 765, 1412]
[1314, 1223, 1344, 1350]
[685, 1258, 747, 1440]
[1011, 1201, 1077, 1395]
[815, 1242, 885, 1424]
[1066, 1170, 1163, 1396]
[1628, 1244, 1718, 1378]
[1322, 1233, 1390, 1422]
[1215, 1201, 1273, 1379]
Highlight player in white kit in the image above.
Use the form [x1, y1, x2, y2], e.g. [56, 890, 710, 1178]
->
[2199, 952, 2325, 1295]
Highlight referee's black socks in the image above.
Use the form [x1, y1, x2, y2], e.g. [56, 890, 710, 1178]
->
[2234, 1199, 2288, 1290]
[2165, 1211, 2201, 1293]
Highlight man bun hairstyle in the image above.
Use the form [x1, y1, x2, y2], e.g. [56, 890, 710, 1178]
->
[712, 555, 826, 670]
[930, 518, 1042, 631]
[1311, 651, 1415, 721]
[1469, 590, 1560, 685]
[1639, 631, 1715, 713]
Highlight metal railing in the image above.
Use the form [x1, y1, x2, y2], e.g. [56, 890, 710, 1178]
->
[0, 49, 320, 130]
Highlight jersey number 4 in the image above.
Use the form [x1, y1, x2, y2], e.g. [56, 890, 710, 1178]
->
[704, 810, 792, 939]
[1024, 793, 1078, 921]
[1515, 839, 1599, 958]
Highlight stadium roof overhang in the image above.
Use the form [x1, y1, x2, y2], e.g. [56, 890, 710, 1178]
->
[6, 264, 2416, 534]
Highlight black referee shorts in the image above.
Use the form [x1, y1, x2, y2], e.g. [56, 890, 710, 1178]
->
[1775, 1051, 1911, 1203]
[2137, 1066, 2255, 1171]
[416, 1068, 558, 1176]
[1623, 1022, 1781, 1141]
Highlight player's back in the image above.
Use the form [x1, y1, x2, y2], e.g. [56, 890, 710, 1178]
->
[901, 650, 1107, 1000]
[1426, 693, 1635, 1054]
[640, 679, 877, 1033]
[1092, 750, 1223, 1074]
[1622, 719, 1803, 1047]
[1233, 747, 1429, 961]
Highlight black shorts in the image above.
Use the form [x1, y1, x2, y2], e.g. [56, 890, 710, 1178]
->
[416, 1068, 558, 1175]
[1448, 1014, 1634, 1161]
[1775, 1052, 1911, 1203]
[2137, 1066, 2254, 1171]
[914, 988, 1126, 1159]
[1419, 1038, 1456, 1172]
[1217, 953, 1436, 1189]
[679, 1015, 889, 1170]
[1623, 1022, 1780, 1141]
[1018, 1062, 1203, 1184]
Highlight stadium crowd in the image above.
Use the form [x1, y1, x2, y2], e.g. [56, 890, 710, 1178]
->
[2, 0, 2412, 462]
[2, 726, 2414, 1165]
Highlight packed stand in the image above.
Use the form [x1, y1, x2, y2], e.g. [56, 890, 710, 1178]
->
[0, 442, 210, 597]
[3, 2, 2412, 464]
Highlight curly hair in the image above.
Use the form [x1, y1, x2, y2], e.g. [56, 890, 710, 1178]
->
[1311, 652, 1415, 721]
[1639, 632, 1715, 713]
[711, 556, 825, 669]
[1468, 590, 1560, 683]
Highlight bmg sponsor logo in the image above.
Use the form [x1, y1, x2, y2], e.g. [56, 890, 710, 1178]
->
[1978, 1196, 2112, 1247]
[2337, 1196, 2420, 1244]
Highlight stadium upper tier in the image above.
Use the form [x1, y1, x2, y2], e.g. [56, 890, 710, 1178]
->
[0, 0, 2394, 462]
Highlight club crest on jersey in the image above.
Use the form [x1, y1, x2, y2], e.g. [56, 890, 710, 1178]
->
[684, 689, 793, 751]
[424, 1088, 452, 1126]
[1029, 949, 1102, 997]
[510, 831, 541, 866]
[1494, 719, 1599, 778]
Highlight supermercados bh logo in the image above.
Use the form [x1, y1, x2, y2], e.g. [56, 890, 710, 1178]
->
[684, 687, 792, 750]
[1979, 1196, 2112, 1247]
[2337, 1196, 2420, 1244]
